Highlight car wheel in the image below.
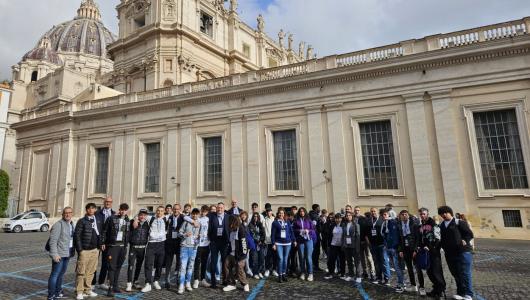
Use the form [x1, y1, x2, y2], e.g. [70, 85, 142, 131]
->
[40, 224, 49, 232]
[12, 225, 23, 233]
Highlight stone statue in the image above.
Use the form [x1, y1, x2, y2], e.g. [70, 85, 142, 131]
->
[230, 0, 238, 11]
[165, 0, 175, 17]
[257, 14, 265, 32]
[278, 29, 285, 48]
[307, 45, 314, 60]
[299, 41, 305, 59]
[288, 34, 293, 50]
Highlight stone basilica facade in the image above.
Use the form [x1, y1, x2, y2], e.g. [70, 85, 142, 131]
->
[5, 0, 530, 239]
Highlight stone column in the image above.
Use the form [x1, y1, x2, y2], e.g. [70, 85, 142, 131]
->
[111, 131, 125, 207]
[121, 129, 137, 209]
[246, 114, 261, 208]
[403, 93, 438, 212]
[179, 122, 192, 204]
[325, 104, 349, 211]
[230, 116, 244, 207]
[166, 126, 179, 203]
[430, 90, 467, 213]
[306, 106, 327, 209]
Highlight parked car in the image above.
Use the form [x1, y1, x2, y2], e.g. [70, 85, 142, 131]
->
[3, 211, 50, 233]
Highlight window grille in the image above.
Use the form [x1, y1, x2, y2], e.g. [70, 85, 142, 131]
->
[273, 129, 299, 190]
[473, 109, 528, 189]
[203, 136, 222, 191]
[502, 210, 523, 227]
[145, 143, 160, 193]
[359, 120, 398, 190]
[95, 147, 109, 194]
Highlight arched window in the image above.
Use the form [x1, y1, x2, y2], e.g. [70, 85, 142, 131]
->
[163, 79, 173, 87]
[31, 71, 38, 82]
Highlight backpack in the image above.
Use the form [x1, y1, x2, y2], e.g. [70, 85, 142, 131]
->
[246, 229, 256, 252]
[416, 248, 430, 270]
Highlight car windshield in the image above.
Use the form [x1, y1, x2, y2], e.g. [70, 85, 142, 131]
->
[10, 213, 25, 220]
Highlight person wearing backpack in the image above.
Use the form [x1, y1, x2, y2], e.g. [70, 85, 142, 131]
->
[293, 207, 316, 282]
[47, 207, 74, 300]
[416, 207, 445, 298]
[438, 206, 474, 300]
[223, 214, 250, 292]
[141, 206, 168, 292]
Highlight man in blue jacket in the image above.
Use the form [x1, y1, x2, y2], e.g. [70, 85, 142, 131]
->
[381, 209, 405, 293]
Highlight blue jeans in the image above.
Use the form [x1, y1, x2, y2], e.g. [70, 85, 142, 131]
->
[371, 244, 390, 281]
[446, 251, 474, 297]
[297, 240, 314, 275]
[386, 248, 404, 286]
[276, 244, 291, 275]
[48, 257, 69, 299]
[179, 247, 197, 285]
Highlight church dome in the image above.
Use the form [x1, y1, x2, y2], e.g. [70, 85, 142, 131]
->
[30, 0, 116, 61]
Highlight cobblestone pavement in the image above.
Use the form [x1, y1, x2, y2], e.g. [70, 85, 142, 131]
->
[0, 232, 528, 299]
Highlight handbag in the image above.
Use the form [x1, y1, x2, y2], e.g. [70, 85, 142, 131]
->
[416, 248, 431, 270]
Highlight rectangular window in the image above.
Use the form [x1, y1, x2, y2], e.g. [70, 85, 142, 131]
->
[242, 43, 251, 58]
[203, 136, 222, 191]
[473, 109, 528, 190]
[273, 129, 299, 190]
[134, 15, 146, 29]
[144, 143, 160, 193]
[164, 59, 173, 72]
[94, 147, 109, 194]
[359, 120, 398, 190]
[502, 210, 523, 227]
[200, 12, 213, 37]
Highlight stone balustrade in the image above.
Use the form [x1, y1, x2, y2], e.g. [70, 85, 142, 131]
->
[19, 17, 530, 120]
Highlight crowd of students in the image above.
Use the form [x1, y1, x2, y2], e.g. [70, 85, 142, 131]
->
[46, 197, 475, 300]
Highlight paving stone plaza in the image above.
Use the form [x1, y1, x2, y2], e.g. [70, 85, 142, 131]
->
[0, 232, 527, 299]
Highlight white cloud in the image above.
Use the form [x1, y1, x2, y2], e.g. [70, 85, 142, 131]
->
[1, 0, 530, 80]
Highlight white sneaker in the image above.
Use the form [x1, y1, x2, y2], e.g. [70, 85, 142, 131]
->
[192, 279, 199, 289]
[85, 291, 97, 297]
[324, 275, 333, 280]
[355, 277, 362, 283]
[126, 282, 132, 292]
[259, 273, 264, 279]
[253, 275, 260, 279]
[141, 283, 151, 293]
[98, 283, 109, 290]
[153, 281, 161, 290]
[419, 288, 427, 296]
[464, 296, 473, 300]
[223, 285, 236, 292]
[76, 294, 84, 300]
[453, 296, 465, 300]
[340, 276, 348, 281]
[134, 282, 143, 289]
[299, 274, 305, 281]
[200, 279, 211, 287]
[243, 284, 250, 292]
[343, 276, 352, 282]
[185, 282, 193, 291]
[264, 270, 270, 277]
[177, 284, 184, 294]
[406, 286, 418, 292]
[307, 274, 314, 282]
[272, 271, 279, 277]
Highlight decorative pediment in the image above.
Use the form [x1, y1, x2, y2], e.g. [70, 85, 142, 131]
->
[266, 47, 283, 60]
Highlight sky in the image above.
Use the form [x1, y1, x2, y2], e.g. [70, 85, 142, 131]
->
[1, 0, 530, 80]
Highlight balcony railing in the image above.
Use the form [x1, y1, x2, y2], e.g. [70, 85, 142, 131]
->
[20, 17, 530, 120]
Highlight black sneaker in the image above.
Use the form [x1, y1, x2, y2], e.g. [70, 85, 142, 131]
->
[107, 288, 114, 297]
[278, 275, 283, 283]
[164, 282, 170, 290]
[282, 275, 288, 282]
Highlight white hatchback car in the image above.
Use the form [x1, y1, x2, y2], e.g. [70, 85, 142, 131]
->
[3, 211, 50, 233]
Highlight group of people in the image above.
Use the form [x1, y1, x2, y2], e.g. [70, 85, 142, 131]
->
[46, 198, 475, 300]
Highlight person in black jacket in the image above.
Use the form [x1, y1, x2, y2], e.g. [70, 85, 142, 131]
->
[93, 197, 115, 289]
[438, 206, 474, 300]
[309, 204, 322, 272]
[126, 209, 150, 291]
[248, 212, 266, 278]
[226, 199, 243, 215]
[222, 215, 250, 292]
[74, 203, 100, 299]
[164, 203, 185, 289]
[101, 203, 130, 296]
[208, 202, 231, 289]
[416, 207, 445, 298]
[397, 210, 422, 293]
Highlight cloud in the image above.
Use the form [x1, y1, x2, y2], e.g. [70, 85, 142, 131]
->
[1, 0, 530, 80]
